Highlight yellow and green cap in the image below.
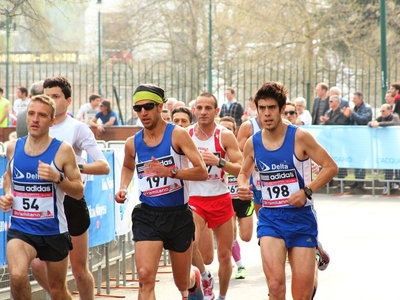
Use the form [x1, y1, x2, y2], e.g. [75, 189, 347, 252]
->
[133, 84, 166, 104]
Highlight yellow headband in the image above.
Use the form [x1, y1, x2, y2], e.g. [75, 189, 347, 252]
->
[133, 91, 163, 104]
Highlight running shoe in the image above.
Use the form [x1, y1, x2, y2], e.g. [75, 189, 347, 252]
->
[188, 267, 204, 300]
[202, 272, 215, 300]
[316, 241, 330, 271]
[235, 266, 246, 279]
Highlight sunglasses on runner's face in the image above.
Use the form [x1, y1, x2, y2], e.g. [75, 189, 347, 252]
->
[133, 102, 158, 112]
[284, 111, 296, 115]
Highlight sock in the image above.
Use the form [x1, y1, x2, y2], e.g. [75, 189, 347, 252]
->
[236, 259, 244, 269]
[217, 295, 226, 300]
[232, 240, 241, 262]
[201, 269, 210, 280]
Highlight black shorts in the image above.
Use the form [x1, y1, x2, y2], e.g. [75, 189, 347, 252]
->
[232, 199, 254, 218]
[64, 195, 90, 236]
[7, 228, 72, 262]
[131, 203, 195, 253]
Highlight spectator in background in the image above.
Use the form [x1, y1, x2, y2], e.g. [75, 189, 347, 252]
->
[320, 95, 350, 187]
[320, 95, 351, 126]
[126, 110, 142, 126]
[241, 96, 257, 123]
[283, 102, 298, 124]
[329, 86, 349, 109]
[161, 109, 172, 122]
[172, 100, 186, 110]
[166, 97, 178, 111]
[16, 81, 44, 138]
[294, 97, 312, 125]
[385, 91, 395, 107]
[90, 99, 119, 133]
[368, 103, 400, 194]
[343, 91, 373, 189]
[171, 106, 193, 128]
[312, 82, 330, 125]
[389, 83, 400, 116]
[0, 87, 11, 128]
[219, 87, 244, 126]
[13, 86, 30, 115]
[76, 94, 101, 124]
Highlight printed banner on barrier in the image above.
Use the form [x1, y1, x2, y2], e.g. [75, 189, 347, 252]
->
[0, 155, 9, 266]
[87, 151, 116, 248]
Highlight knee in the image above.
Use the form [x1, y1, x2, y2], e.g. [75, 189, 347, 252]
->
[203, 255, 214, 265]
[267, 278, 286, 298]
[239, 231, 252, 242]
[30, 258, 44, 275]
[137, 267, 157, 285]
[174, 277, 190, 293]
[218, 249, 232, 265]
[9, 269, 28, 286]
[71, 264, 89, 282]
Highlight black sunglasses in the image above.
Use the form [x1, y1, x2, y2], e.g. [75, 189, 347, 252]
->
[133, 102, 158, 112]
[284, 111, 296, 115]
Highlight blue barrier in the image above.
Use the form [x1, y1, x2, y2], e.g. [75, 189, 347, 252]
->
[303, 125, 399, 170]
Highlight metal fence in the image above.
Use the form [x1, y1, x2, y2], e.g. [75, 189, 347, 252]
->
[0, 54, 398, 123]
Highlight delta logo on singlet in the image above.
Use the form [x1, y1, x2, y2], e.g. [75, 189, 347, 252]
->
[258, 161, 296, 184]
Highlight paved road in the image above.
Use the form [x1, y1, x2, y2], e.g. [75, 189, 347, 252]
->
[80, 193, 400, 299]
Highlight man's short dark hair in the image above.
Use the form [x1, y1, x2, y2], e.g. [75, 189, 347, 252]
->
[43, 76, 72, 99]
[197, 92, 218, 109]
[391, 83, 400, 93]
[171, 106, 193, 123]
[17, 86, 28, 96]
[226, 87, 235, 95]
[89, 94, 101, 102]
[254, 81, 288, 110]
[354, 91, 363, 99]
[0, 88, 3, 94]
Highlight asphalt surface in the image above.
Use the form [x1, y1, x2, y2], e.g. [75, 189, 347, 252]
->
[80, 192, 400, 300]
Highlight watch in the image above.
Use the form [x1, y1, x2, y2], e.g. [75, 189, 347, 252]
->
[218, 158, 226, 168]
[303, 186, 313, 200]
[170, 167, 178, 178]
[55, 173, 64, 184]
[78, 164, 84, 173]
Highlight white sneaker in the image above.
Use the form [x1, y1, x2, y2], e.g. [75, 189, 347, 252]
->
[391, 183, 399, 190]
[201, 273, 215, 300]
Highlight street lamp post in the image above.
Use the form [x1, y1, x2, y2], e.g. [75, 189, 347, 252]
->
[97, 0, 102, 96]
[207, 0, 212, 93]
[380, 0, 388, 104]
[5, 8, 10, 101]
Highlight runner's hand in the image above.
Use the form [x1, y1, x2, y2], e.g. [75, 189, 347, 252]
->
[0, 194, 13, 212]
[238, 184, 253, 200]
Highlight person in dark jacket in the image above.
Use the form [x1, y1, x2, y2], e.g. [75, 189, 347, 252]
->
[343, 91, 373, 189]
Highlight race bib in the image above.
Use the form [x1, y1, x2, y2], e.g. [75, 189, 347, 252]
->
[12, 181, 55, 219]
[259, 169, 298, 207]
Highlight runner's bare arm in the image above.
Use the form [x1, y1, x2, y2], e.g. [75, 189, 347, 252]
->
[221, 129, 243, 177]
[237, 137, 255, 200]
[172, 126, 208, 181]
[297, 129, 338, 192]
[49, 142, 84, 200]
[236, 120, 252, 152]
